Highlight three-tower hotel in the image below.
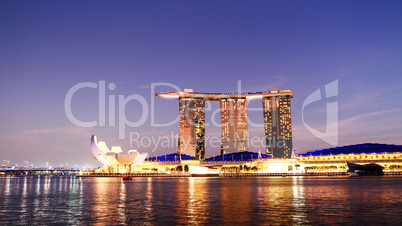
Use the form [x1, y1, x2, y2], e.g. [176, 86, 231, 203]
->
[156, 88, 293, 159]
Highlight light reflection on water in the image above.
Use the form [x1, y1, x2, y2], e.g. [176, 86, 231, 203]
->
[145, 177, 154, 222]
[187, 177, 208, 224]
[1, 176, 402, 225]
[118, 179, 127, 223]
[291, 177, 307, 224]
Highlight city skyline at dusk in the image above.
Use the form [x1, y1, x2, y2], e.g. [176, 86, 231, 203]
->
[1, 1, 402, 167]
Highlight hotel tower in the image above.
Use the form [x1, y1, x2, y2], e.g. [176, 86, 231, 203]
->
[178, 95, 205, 159]
[220, 98, 248, 154]
[262, 88, 293, 158]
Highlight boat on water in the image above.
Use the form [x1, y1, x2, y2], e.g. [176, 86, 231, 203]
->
[347, 162, 384, 176]
[122, 176, 132, 180]
[190, 173, 219, 177]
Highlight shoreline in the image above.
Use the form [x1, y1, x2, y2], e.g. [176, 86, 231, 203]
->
[75, 172, 402, 178]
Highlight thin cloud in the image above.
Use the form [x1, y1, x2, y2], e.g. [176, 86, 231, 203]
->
[293, 108, 402, 152]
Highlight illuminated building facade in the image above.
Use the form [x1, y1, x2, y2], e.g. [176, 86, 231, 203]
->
[263, 88, 292, 158]
[298, 143, 402, 173]
[91, 135, 148, 174]
[220, 98, 248, 154]
[178, 96, 205, 159]
[92, 138, 402, 175]
[156, 88, 293, 159]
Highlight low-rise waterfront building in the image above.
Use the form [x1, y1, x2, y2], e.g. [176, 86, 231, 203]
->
[93, 142, 402, 176]
[298, 143, 402, 173]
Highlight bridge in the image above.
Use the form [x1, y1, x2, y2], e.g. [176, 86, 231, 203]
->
[0, 165, 84, 176]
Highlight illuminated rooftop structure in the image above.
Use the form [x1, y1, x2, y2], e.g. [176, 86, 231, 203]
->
[143, 151, 272, 163]
[146, 153, 196, 162]
[300, 143, 402, 156]
[203, 151, 272, 162]
[155, 89, 293, 101]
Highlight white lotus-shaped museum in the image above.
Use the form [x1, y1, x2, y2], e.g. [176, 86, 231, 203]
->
[91, 135, 148, 166]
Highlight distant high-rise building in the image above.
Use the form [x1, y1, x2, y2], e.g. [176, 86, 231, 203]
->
[178, 96, 205, 159]
[220, 98, 248, 154]
[262, 88, 292, 158]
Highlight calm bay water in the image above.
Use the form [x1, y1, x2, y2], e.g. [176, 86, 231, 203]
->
[1, 176, 402, 225]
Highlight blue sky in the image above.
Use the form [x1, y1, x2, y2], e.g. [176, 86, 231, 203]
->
[1, 0, 401, 167]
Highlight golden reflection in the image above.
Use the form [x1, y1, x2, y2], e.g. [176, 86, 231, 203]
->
[187, 177, 196, 221]
[173, 178, 210, 224]
[256, 178, 293, 224]
[92, 178, 120, 221]
[174, 178, 189, 221]
[144, 177, 154, 221]
[187, 178, 208, 224]
[291, 177, 307, 224]
[118, 181, 127, 223]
